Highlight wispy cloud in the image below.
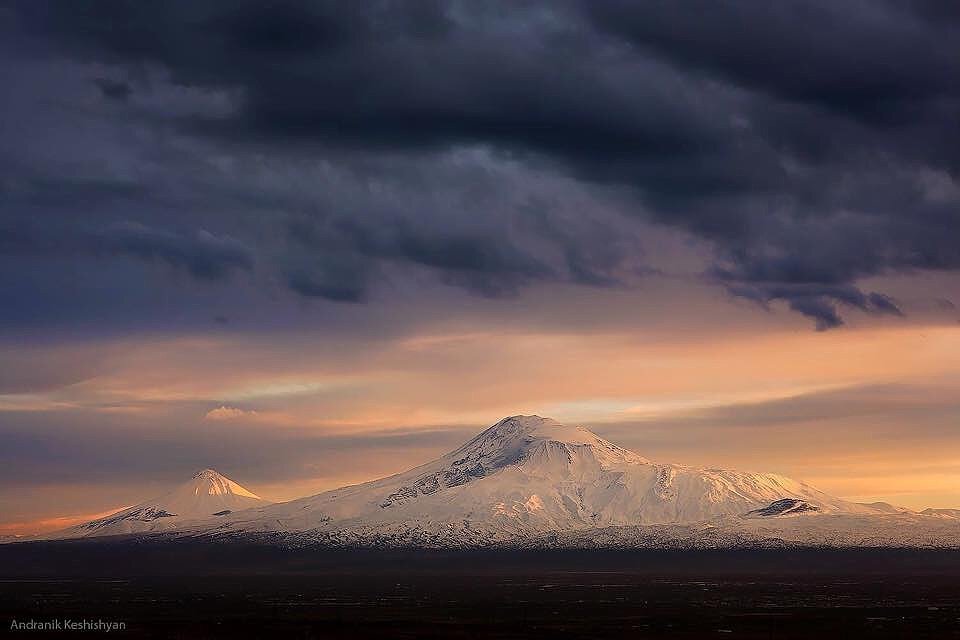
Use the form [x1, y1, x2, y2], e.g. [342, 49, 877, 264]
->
[204, 405, 257, 421]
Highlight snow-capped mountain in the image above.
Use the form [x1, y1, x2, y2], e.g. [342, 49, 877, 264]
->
[53, 469, 270, 538]
[34, 417, 958, 548]
[210, 416, 882, 543]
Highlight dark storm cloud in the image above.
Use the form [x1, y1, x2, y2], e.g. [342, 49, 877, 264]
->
[285, 213, 558, 301]
[0, 216, 253, 281]
[867, 293, 904, 317]
[585, 1, 960, 125]
[723, 282, 904, 331]
[99, 221, 254, 280]
[580, 0, 960, 323]
[2, 0, 959, 328]
[92, 77, 132, 102]
[284, 256, 372, 303]
[935, 298, 956, 311]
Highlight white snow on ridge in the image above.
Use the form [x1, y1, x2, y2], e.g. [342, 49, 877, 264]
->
[210, 416, 895, 539]
[47, 468, 270, 539]
[37, 416, 960, 548]
[189, 468, 263, 500]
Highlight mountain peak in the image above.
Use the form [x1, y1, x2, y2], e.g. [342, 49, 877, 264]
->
[500, 414, 555, 427]
[183, 468, 263, 500]
[450, 415, 647, 466]
[192, 468, 224, 480]
[493, 415, 585, 436]
[473, 414, 600, 443]
[216, 415, 862, 537]
[376, 415, 629, 509]
[55, 416, 891, 544]
[59, 468, 270, 539]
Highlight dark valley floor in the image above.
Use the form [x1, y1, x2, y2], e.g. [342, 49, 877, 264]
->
[3, 543, 960, 638]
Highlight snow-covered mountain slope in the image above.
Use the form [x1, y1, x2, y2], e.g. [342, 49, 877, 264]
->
[921, 508, 960, 519]
[746, 498, 821, 517]
[521, 512, 960, 549]
[51, 469, 270, 538]
[28, 417, 960, 548]
[211, 416, 883, 542]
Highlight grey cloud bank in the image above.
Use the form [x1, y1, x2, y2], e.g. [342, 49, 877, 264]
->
[0, 0, 957, 330]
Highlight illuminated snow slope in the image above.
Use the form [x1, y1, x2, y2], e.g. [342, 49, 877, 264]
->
[55, 469, 270, 538]
[47, 417, 959, 547]
[212, 416, 892, 541]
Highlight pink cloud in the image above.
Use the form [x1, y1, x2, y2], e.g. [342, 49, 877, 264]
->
[204, 405, 257, 421]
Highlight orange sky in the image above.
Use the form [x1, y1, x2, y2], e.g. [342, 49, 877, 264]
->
[3, 294, 959, 533]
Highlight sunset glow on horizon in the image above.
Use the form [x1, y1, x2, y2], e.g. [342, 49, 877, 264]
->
[3, 313, 959, 534]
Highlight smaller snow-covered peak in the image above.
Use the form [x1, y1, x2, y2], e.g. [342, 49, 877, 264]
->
[182, 468, 263, 500]
[53, 468, 271, 539]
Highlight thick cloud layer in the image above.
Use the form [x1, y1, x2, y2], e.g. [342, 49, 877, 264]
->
[1, 0, 959, 329]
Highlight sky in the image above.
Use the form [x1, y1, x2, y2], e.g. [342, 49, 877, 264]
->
[1, 1, 959, 533]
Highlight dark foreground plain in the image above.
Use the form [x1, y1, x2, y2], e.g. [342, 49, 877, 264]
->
[3, 541, 960, 638]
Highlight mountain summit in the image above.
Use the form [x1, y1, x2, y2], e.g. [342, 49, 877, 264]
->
[37, 417, 960, 547]
[58, 468, 270, 538]
[186, 468, 265, 505]
[448, 415, 649, 470]
[213, 416, 876, 541]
